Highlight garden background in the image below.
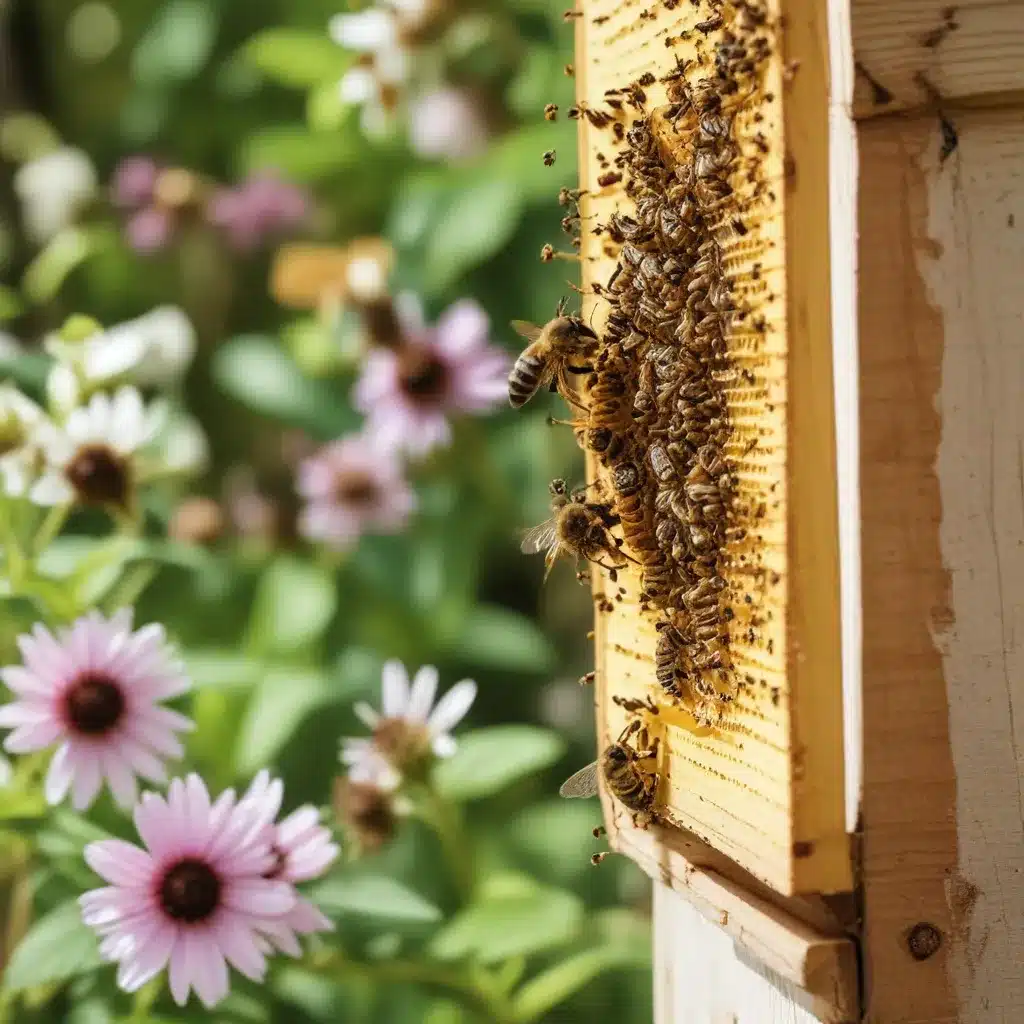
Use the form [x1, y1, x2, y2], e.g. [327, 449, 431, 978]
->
[0, 0, 653, 1021]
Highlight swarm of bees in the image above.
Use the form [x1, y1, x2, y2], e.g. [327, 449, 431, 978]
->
[511, 1, 774, 850]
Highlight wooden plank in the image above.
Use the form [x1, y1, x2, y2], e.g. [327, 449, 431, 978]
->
[619, 829, 858, 1020]
[576, 0, 850, 896]
[654, 884, 844, 1024]
[857, 109, 1024, 1022]
[851, 0, 1024, 118]
[827, 0, 865, 837]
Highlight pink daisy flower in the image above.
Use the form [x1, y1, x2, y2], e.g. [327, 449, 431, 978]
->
[353, 296, 510, 457]
[79, 774, 295, 1008]
[237, 772, 339, 956]
[206, 174, 309, 252]
[0, 610, 193, 811]
[296, 432, 416, 549]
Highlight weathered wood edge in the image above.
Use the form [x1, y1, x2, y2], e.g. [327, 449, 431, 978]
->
[614, 820, 859, 1021]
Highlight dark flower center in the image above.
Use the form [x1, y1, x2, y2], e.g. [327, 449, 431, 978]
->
[362, 300, 403, 348]
[64, 673, 126, 735]
[262, 844, 288, 880]
[397, 350, 449, 405]
[65, 444, 131, 508]
[334, 779, 395, 852]
[159, 858, 222, 923]
[334, 470, 379, 508]
[373, 717, 430, 771]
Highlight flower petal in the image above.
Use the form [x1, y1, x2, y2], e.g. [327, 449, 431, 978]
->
[427, 680, 477, 735]
[380, 659, 409, 716]
[406, 665, 438, 723]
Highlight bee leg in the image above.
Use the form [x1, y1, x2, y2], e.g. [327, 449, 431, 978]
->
[567, 363, 594, 374]
[556, 365, 590, 410]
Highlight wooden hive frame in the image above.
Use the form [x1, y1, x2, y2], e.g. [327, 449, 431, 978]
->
[574, 0, 851, 898]
[571, 0, 1024, 1020]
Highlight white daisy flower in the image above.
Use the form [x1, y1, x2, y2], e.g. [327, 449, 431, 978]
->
[340, 660, 476, 788]
[30, 387, 158, 510]
[46, 307, 197, 412]
[0, 383, 48, 498]
[13, 146, 97, 245]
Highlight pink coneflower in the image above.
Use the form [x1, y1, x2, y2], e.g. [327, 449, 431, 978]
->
[353, 296, 509, 457]
[125, 206, 174, 253]
[79, 774, 295, 1008]
[0, 610, 192, 810]
[340, 660, 477, 787]
[237, 772, 339, 956]
[207, 174, 309, 252]
[296, 433, 415, 549]
[111, 156, 160, 209]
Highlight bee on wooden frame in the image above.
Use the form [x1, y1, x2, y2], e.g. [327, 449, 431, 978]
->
[521, 478, 627, 581]
[559, 719, 660, 828]
[508, 298, 600, 409]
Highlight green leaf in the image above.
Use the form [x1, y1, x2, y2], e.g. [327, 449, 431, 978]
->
[240, 125, 361, 181]
[0, 348, 49, 393]
[433, 726, 566, 802]
[132, 0, 218, 87]
[423, 177, 524, 293]
[22, 227, 95, 304]
[444, 604, 555, 673]
[430, 885, 583, 964]
[212, 334, 354, 436]
[3, 901, 101, 992]
[233, 667, 331, 775]
[247, 555, 337, 656]
[306, 81, 349, 132]
[312, 875, 442, 924]
[184, 650, 263, 690]
[0, 284, 23, 321]
[242, 29, 351, 88]
[0, 789, 47, 820]
[0, 113, 60, 164]
[387, 172, 447, 250]
[511, 946, 647, 1022]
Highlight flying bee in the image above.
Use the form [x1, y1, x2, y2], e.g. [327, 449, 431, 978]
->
[521, 478, 626, 580]
[559, 719, 659, 827]
[508, 298, 600, 409]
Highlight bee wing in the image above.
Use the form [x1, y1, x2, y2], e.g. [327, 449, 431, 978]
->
[511, 320, 543, 343]
[520, 518, 559, 555]
[559, 761, 601, 799]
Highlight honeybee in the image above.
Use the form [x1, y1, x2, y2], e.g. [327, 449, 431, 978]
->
[508, 298, 599, 409]
[559, 719, 659, 827]
[521, 479, 625, 580]
[655, 620, 686, 698]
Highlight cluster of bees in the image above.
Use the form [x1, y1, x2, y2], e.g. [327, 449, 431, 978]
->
[511, 1, 773, 838]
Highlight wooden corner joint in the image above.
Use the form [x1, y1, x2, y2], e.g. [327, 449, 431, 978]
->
[608, 813, 858, 1023]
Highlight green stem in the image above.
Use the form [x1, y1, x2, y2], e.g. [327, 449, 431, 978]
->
[102, 562, 157, 614]
[413, 782, 476, 904]
[31, 503, 70, 556]
[128, 977, 162, 1020]
[0, 500, 27, 590]
[310, 950, 516, 1024]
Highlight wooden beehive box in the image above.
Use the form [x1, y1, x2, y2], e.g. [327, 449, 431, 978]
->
[575, 0, 851, 898]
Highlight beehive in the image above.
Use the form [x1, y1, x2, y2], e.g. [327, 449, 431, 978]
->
[575, 0, 851, 896]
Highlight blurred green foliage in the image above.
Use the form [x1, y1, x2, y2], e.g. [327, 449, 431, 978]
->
[0, 0, 652, 1021]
